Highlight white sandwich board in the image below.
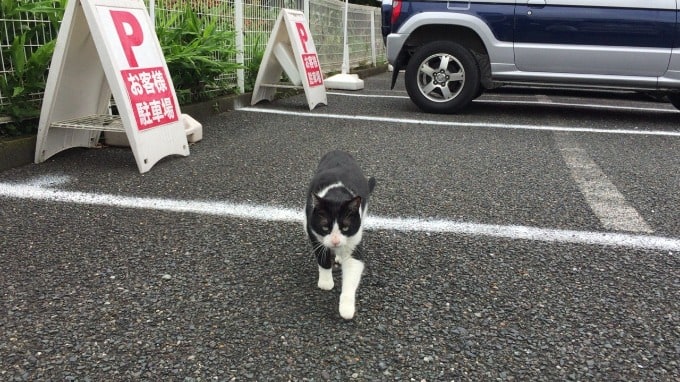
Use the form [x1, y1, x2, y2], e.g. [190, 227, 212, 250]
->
[35, 0, 189, 173]
[251, 9, 327, 110]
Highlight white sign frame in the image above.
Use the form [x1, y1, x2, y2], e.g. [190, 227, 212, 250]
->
[251, 9, 327, 110]
[35, 0, 189, 173]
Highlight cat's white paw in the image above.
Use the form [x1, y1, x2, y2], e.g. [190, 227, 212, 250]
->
[318, 278, 334, 290]
[318, 268, 334, 290]
[339, 294, 356, 320]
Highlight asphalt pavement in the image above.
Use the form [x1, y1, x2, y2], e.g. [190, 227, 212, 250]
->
[1, 72, 679, 381]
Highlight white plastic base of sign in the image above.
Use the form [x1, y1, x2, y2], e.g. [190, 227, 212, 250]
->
[324, 73, 364, 90]
[181, 114, 203, 143]
[104, 114, 202, 147]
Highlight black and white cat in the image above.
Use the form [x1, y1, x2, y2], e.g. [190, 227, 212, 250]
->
[305, 150, 376, 320]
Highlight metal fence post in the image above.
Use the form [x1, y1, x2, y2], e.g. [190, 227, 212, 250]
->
[235, 0, 245, 93]
[371, 9, 376, 67]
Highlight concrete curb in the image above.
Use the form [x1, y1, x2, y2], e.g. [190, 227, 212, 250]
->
[0, 135, 37, 171]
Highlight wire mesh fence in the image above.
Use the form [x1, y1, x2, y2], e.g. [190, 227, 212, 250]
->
[311, 0, 380, 72]
[0, 1, 61, 118]
[0, 0, 385, 112]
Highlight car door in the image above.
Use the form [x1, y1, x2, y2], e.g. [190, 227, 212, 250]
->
[513, 0, 676, 77]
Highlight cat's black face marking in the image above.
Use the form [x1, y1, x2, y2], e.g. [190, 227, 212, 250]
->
[310, 195, 362, 240]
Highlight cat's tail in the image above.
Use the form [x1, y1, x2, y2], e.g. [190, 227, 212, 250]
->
[368, 177, 376, 193]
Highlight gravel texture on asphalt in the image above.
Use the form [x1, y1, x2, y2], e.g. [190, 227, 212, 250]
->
[1, 72, 679, 380]
[2, 202, 679, 381]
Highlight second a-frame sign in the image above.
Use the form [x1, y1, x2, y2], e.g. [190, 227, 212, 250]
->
[35, 0, 190, 173]
[251, 9, 327, 110]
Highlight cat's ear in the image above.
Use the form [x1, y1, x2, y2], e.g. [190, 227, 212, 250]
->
[346, 195, 362, 213]
[312, 193, 323, 208]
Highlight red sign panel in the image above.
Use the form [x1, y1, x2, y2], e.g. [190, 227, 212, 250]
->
[121, 67, 179, 130]
[302, 53, 323, 87]
[294, 21, 323, 88]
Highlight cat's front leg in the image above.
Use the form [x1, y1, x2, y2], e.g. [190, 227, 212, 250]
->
[314, 242, 334, 290]
[339, 257, 364, 320]
[318, 265, 334, 290]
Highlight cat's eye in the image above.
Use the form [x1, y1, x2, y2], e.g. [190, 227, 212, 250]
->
[322, 226, 330, 232]
[341, 226, 349, 232]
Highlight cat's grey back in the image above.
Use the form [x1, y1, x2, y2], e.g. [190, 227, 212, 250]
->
[308, 150, 375, 201]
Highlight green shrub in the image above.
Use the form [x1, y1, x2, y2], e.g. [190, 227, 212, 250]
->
[0, 0, 64, 136]
[155, 4, 242, 104]
[1, 1, 251, 136]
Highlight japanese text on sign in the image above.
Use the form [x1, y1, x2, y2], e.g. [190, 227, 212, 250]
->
[302, 53, 323, 87]
[121, 67, 178, 130]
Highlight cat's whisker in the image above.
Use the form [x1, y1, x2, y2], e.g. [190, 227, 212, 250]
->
[313, 242, 332, 266]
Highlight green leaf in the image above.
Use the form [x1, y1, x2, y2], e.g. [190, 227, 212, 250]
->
[12, 86, 25, 97]
[9, 34, 27, 74]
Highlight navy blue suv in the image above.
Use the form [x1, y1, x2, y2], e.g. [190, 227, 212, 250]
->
[382, 0, 680, 113]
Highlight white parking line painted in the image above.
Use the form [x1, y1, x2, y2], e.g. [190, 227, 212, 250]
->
[326, 92, 407, 98]
[554, 132, 653, 233]
[325, 91, 678, 113]
[535, 94, 553, 104]
[1, 178, 678, 252]
[241, 108, 680, 137]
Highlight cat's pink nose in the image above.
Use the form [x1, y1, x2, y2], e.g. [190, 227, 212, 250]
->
[331, 237, 341, 247]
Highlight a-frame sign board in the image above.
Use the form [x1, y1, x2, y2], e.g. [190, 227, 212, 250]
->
[251, 9, 327, 110]
[35, 0, 189, 173]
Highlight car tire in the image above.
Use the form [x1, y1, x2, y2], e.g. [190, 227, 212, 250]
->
[405, 41, 480, 113]
[667, 93, 680, 111]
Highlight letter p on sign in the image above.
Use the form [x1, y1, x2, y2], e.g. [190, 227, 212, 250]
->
[295, 22, 308, 53]
[110, 10, 143, 67]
